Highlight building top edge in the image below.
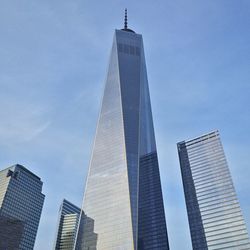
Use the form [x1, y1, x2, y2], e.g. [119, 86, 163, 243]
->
[115, 29, 142, 37]
[0, 164, 42, 181]
[177, 130, 220, 146]
[62, 199, 81, 211]
[121, 28, 135, 33]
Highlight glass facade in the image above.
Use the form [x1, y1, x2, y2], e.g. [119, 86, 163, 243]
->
[54, 199, 81, 250]
[75, 28, 169, 250]
[178, 131, 250, 250]
[0, 164, 45, 250]
[0, 215, 24, 249]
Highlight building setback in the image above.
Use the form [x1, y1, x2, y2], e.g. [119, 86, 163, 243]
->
[54, 199, 81, 250]
[178, 130, 250, 250]
[0, 164, 45, 250]
[75, 11, 169, 250]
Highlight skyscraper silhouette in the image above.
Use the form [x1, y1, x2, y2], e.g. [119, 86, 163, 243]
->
[75, 11, 169, 250]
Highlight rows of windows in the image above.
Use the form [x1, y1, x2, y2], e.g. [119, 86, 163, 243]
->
[178, 132, 250, 250]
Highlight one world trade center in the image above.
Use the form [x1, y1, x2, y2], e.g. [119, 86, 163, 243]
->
[75, 11, 169, 250]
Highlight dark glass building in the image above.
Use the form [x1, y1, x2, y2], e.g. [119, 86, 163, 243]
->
[75, 13, 169, 250]
[178, 131, 250, 250]
[0, 164, 45, 250]
[54, 199, 81, 250]
[0, 215, 24, 249]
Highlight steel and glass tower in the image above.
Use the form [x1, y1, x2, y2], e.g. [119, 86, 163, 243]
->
[75, 11, 169, 250]
[0, 164, 45, 250]
[178, 131, 250, 250]
[54, 199, 81, 250]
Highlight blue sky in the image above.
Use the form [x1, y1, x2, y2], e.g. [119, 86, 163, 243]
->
[0, 0, 250, 249]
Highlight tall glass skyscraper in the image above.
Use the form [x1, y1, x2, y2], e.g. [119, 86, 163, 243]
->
[178, 131, 250, 250]
[75, 12, 169, 250]
[0, 164, 45, 250]
[54, 199, 81, 250]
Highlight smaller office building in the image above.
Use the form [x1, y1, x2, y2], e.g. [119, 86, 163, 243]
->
[0, 164, 45, 250]
[54, 199, 81, 250]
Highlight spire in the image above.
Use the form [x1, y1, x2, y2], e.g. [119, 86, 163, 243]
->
[124, 8, 128, 29]
[121, 8, 135, 33]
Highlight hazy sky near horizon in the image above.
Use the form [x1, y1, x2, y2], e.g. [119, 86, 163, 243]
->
[1, 0, 250, 249]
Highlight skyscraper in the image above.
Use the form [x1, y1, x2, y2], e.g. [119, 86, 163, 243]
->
[0, 164, 45, 250]
[177, 130, 250, 250]
[54, 199, 81, 250]
[75, 11, 169, 250]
